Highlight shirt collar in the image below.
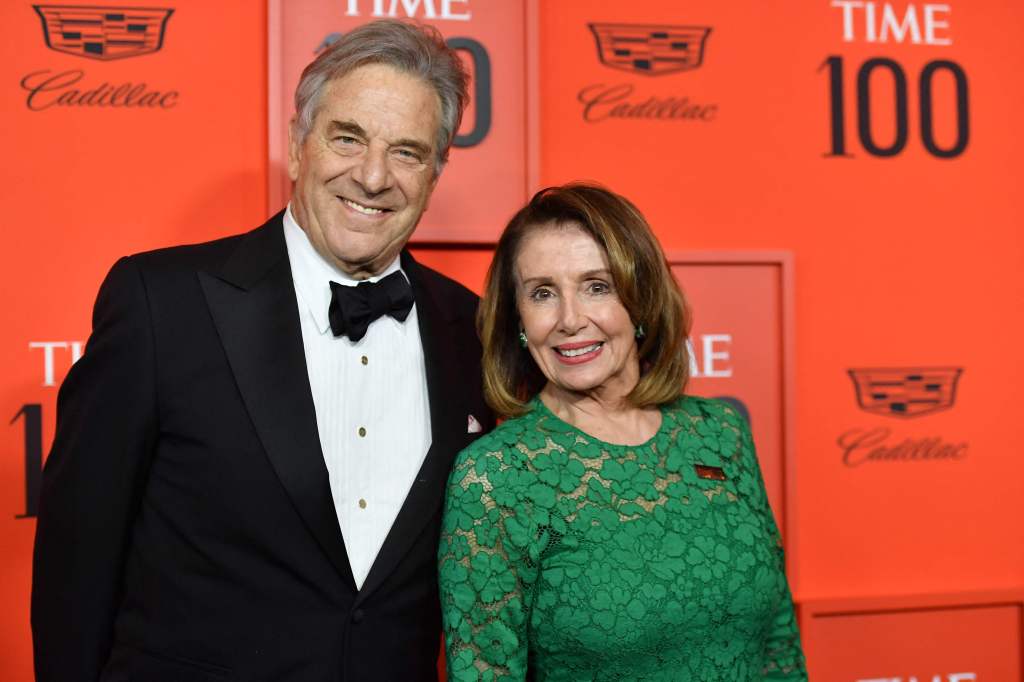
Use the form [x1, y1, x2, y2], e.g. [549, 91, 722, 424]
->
[282, 204, 404, 335]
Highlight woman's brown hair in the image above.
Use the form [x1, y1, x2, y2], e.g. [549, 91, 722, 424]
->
[478, 183, 692, 417]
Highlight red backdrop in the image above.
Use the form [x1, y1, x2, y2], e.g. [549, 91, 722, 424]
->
[3, 1, 1022, 680]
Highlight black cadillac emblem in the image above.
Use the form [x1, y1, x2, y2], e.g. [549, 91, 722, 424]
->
[848, 367, 963, 418]
[588, 23, 712, 76]
[34, 4, 174, 61]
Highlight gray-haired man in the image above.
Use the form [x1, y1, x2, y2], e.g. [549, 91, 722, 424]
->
[32, 20, 493, 681]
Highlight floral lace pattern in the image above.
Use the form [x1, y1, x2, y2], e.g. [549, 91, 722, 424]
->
[439, 396, 806, 681]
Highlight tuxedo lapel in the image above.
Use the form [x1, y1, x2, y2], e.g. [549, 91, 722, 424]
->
[356, 251, 469, 603]
[198, 213, 356, 589]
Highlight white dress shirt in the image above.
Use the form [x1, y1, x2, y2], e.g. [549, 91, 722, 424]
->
[282, 206, 432, 589]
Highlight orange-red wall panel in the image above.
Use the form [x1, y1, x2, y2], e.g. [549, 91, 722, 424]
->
[1, 2, 268, 678]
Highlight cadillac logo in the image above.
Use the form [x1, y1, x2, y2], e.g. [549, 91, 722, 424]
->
[588, 23, 712, 76]
[33, 4, 174, 61]
[848, 367, 963, 418]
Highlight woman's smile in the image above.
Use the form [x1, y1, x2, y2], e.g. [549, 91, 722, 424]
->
[552, 340, 605, 364]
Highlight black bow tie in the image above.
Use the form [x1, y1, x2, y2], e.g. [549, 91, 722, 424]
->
[328, 271, 415, 342]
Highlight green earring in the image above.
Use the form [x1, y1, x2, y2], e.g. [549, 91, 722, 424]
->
[635, 323, 645, 340]
[518, 331, 528, 348]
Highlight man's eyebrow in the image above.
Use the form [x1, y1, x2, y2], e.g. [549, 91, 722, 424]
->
[326, 120, 366, 137]
[391, 137, 433, 156]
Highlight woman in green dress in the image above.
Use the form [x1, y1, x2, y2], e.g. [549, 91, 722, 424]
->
[438, 184, 806, 681]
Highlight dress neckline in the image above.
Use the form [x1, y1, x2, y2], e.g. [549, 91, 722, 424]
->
[529, 395, 678, 450]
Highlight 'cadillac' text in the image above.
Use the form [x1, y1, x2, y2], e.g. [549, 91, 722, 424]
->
[839, 428, 968, 467]
[578, 84, 717, 123]
[21, 70, 179, 111]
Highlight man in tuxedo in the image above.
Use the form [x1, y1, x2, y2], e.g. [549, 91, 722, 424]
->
[31, 20, 492, 682]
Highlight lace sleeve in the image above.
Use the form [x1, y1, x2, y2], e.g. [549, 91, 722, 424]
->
[439, 435, 538, 682]
[762, 587, 806, 680]
[726, 405, 808, 680]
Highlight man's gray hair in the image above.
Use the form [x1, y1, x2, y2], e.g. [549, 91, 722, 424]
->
[293, 19, 470, 171]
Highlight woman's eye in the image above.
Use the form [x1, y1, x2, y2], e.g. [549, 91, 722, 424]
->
[587, 281, 611, 295]
[529, 287, 554, 301]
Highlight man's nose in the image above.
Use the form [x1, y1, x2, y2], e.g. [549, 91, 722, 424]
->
[352, 145, 392, 196]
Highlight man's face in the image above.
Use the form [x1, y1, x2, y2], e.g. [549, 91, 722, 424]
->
[288, 63, 442, 278]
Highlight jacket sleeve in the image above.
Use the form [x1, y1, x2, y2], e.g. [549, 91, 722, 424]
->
[31, 256, 160, 682]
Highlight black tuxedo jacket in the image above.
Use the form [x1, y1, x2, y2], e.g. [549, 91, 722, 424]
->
[31, 212, 493, 682]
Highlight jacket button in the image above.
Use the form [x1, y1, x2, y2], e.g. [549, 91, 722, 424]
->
[351, 609, 365, 624]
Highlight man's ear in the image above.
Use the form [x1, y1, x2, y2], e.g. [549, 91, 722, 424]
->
[287, 118, 302, 182]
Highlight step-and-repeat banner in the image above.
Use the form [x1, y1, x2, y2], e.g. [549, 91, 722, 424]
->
[3, 2, 269, 679]
[3, 1, 1023, 680]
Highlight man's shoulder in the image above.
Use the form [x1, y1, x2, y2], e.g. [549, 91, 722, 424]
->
[411, 256, 479, 303]
[128, 232, 245, 275]
[127, 213, 281, 275]
[407, 254, 480, 312]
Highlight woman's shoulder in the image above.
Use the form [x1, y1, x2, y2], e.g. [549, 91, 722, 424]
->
[667, 394, 749, 430]
[665, 395, 763, 481]
[466, 405, 540, 448]
[446, 408, 550, 512]
[663, 395, 753, 462]
[454, 406, 543, 464]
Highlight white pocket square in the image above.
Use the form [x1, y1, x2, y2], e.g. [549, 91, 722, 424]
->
[467, 414, 482, 434]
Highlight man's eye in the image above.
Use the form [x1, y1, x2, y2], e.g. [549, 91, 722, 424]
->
[334, 135, 358, 144]
[395, 148, 423, 162]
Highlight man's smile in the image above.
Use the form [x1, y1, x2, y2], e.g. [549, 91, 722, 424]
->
[339, 196, 391, 216]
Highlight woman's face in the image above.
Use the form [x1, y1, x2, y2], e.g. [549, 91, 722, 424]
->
[514, 222, 640, 401]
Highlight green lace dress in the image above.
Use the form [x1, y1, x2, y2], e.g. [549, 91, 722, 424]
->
[438, 395, 806, 681]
